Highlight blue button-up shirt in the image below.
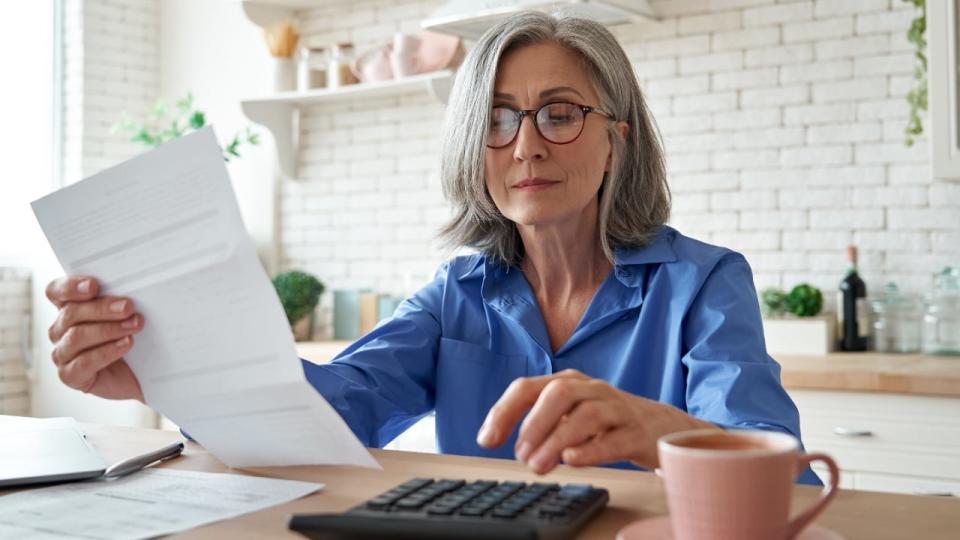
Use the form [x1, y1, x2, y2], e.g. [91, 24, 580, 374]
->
[302, 226, 820, 485]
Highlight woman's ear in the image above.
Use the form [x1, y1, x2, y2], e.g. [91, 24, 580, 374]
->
[605, 121, 630, 172]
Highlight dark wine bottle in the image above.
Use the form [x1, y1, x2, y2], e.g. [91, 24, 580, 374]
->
[838, 245, 868, 351]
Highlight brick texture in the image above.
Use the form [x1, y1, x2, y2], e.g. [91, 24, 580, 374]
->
[0, 269, 30, 415]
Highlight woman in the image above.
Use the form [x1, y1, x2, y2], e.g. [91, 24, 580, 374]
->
[44, 12, 819, 484]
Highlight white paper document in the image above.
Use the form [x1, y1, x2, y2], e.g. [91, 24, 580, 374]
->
[31, 127, 378, 468]
[0, 468, 322, 540]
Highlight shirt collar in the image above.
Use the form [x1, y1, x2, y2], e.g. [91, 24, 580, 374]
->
[457, 226, 678, 286]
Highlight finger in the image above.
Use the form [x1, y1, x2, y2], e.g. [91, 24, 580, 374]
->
[48, 297, 136, 343]
[523, 399, 622, 474]
[515, 377, 608, 460]
[560, 428, 640, 468]
[45, 276, 100, 308]
[477, 369, 589, 448]
[59, 335, 135, 392]
[51, 316, 142, 367]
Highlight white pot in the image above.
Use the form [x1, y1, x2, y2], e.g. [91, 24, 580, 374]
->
[273, 57, 296, 92]
[763, 315, 836, 356]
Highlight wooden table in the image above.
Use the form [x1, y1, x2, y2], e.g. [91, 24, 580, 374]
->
[4, 423, 957, 539]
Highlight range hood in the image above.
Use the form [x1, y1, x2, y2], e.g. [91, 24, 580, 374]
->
[421, 0, 658, 39]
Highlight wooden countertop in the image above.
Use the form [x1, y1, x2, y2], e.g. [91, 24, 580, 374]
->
[5, 422, 956, 539]
[776, 352, 960, 397]
[296, 342, 960, 398]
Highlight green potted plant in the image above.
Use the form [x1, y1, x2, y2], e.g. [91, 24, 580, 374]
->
[112, 93, 259, 160]
[272, 270, 325, 341]
[760, 283, 833, 356]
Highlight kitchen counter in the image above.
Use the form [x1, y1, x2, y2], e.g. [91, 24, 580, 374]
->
[776, 352, 960, 397]
[295, 342, 960, 398]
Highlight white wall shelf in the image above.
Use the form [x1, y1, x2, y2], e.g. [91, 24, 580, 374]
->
[240, 0, 317, 29]
[421, 0, 658, 39]
[241, 70, 455, 178]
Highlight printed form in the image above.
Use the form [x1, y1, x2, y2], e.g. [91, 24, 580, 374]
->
[31, 127, 378, 469]
[0, 468, 322, 540]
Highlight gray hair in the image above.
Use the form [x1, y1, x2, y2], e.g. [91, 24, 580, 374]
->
[438, 10, 670, 267]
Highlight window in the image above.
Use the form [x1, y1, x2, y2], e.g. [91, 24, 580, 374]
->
[0, 0, 59, 266]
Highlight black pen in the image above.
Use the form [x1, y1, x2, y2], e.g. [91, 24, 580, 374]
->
[103, 441, 185, 479]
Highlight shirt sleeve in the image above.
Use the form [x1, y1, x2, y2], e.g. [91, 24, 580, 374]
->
[300, 264, 447, 448]
[680, 253, 822, 486]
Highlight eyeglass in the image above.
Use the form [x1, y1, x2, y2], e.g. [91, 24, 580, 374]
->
[486, 101, 612, 149]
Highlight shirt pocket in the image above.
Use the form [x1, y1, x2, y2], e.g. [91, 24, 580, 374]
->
[435, 337, 528, 456]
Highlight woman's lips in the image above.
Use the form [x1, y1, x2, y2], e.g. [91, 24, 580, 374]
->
[512, 177, 560, 192]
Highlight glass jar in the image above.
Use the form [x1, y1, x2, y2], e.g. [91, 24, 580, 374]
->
[327, 42, 358, 89]
[922, 267, 960, 356]
[297, 46, 327, 91]
[869, 283, 923, 353]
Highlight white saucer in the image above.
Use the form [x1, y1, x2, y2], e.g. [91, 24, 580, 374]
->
[615, 516, 844, 540]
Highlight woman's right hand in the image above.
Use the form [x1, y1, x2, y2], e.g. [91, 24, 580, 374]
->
[45, 276, 145, 402]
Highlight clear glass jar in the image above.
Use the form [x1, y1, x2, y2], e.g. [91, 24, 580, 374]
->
[869, 283, 923, 353]
[327, 42, 358, 89]
[297, 46, 327, 91]
[923, 267, 960, 356]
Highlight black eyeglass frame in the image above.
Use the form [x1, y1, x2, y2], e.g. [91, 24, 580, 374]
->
[485, 101, 613, 149]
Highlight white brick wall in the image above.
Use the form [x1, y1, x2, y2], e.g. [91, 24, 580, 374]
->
[277, 0, 959, 330]
[0, 269, 31, 415]
[63, 0, 159, 184]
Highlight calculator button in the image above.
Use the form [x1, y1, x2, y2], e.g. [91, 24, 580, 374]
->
[395, 497, 428, 509]
[458, 505, 487, 516]
[492, 507, 521, 518]
[559, 484, 594, 499]
[426, 504, 457, 515]
[434, 479, 466, 491]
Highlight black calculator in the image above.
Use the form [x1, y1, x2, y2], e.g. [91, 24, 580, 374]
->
[288, 477, 610, 540]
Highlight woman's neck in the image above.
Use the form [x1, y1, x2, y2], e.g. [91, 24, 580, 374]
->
[517, 202, 611, 302]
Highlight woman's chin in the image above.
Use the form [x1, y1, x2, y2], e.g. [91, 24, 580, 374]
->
[508, 209, 574, 228]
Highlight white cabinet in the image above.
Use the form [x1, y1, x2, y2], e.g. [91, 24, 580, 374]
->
[789, 389, 960, 496]
[929, 0, 960, 180]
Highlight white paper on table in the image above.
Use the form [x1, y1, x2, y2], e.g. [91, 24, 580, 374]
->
[31, 127, 378, 469]
[0, 468, 322, 540]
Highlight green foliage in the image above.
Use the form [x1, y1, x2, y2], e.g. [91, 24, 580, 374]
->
[903, 0, 927, 146]
[272, 270, 325, 325]
[112, 93, 259, 162]
[761, 284, 823, 318]
[760, 287, 789, 317]
[785, 283, 823, 317]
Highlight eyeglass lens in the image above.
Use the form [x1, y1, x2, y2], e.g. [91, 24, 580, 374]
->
[488, 102, 586, 148]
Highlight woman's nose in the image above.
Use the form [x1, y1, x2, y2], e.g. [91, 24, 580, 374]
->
[513, 115, 548, 162]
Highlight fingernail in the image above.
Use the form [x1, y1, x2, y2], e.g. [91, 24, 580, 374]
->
[77, 280, 90, 294]
[121, 316, 137, 329]
[477, 424, 496, 446]
[115, 336, 130, 347]
[110, 300, 127, 313]
[515, 441, 531, 463]
[529, 452, 549, 473]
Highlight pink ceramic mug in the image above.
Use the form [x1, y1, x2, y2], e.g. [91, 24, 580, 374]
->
[657, 429, 839, 540]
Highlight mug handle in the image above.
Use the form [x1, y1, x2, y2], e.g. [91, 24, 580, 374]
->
[785, 453, 840, 539]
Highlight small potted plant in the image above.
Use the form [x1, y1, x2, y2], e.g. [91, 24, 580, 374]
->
[761, 283, 834, 356]
[272, 270, 325, 341]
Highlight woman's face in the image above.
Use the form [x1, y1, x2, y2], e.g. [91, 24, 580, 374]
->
[484, 42, 613, 229]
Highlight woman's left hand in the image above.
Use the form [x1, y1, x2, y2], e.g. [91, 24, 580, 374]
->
[476, 369, 718, 474]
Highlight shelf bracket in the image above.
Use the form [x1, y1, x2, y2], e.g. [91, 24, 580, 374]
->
[242, 101, 299, 179]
